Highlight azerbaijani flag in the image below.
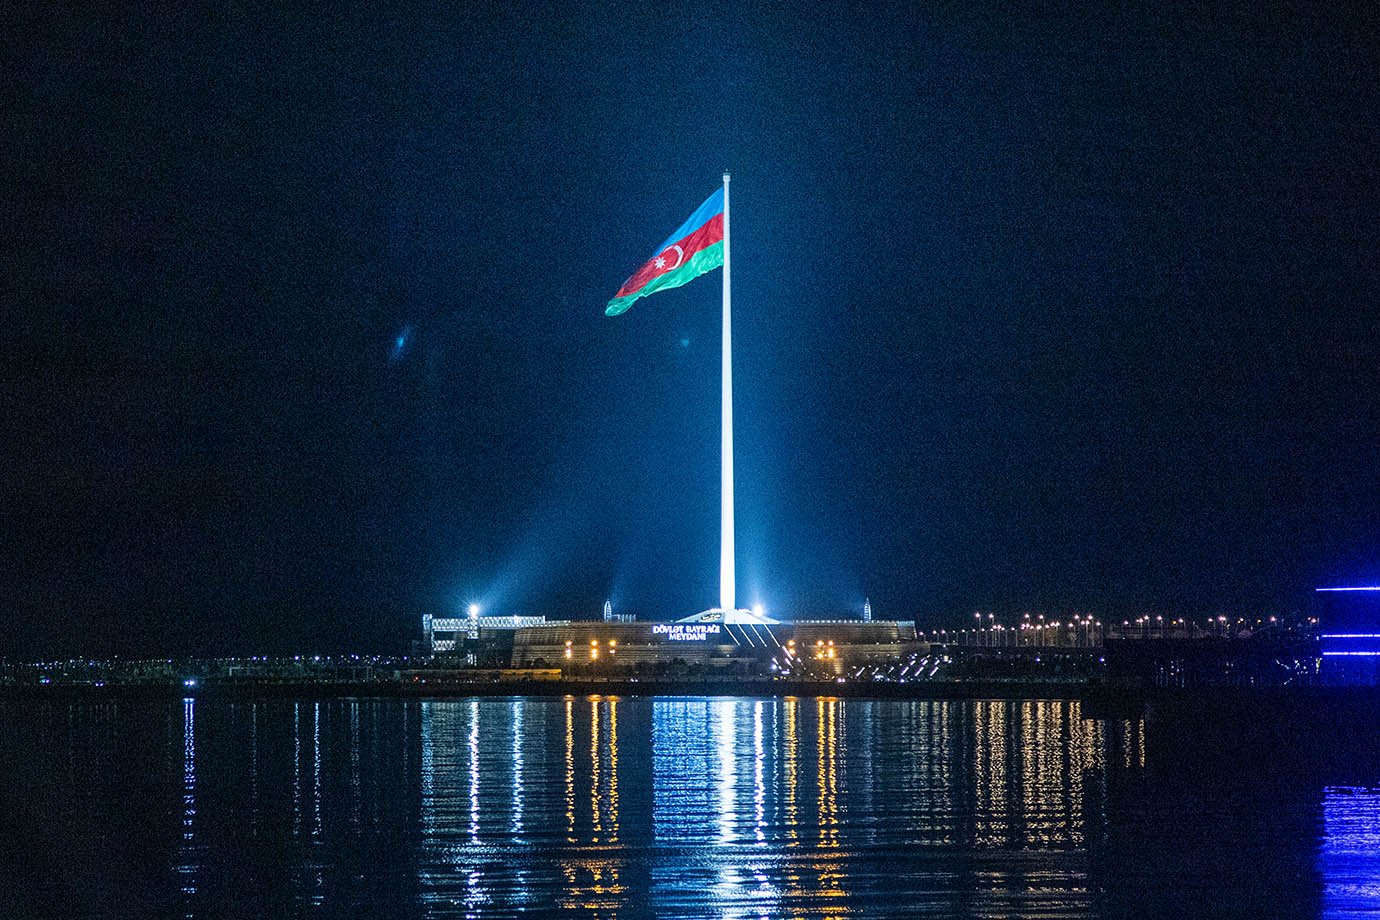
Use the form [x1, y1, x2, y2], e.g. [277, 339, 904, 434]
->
[605, 188, 724, 317]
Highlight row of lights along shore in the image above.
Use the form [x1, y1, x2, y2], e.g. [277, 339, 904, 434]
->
[919, 613, 1106, 647]
[918, 612, 1312, 647]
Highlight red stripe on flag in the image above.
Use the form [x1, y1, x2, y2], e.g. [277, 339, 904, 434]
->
[614, 214, 724, 300]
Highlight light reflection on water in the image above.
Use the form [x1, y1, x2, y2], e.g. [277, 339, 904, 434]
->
[175, 698, 196, 913]
[0, 696, 1363, 918]
[1322, 787, 1380, 919]
[413, 697, 1143, 918]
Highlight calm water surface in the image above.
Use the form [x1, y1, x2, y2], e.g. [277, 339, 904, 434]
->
[1, 696, 1376, 918]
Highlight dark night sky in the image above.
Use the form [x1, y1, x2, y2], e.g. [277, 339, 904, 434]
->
[4, 3, 1379, 656]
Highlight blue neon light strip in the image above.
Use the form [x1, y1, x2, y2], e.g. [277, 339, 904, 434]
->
[1321, 651, 1380, 657]
[1316, 587, 1380, 592]
[1321, 634, 1380, 639]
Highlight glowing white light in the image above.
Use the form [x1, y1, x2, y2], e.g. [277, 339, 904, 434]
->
[720, 172, 735, 612]
[753, 602, 765, 619]
[467, 603, 480, 618]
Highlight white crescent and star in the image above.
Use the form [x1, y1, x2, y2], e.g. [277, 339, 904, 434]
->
[654, 244, 684, 272]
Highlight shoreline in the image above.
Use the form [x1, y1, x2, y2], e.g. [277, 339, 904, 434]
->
[0, 677, 1090, 703]
[6, 680, 1380, 722]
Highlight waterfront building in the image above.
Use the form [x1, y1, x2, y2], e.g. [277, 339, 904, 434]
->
[422, 614, 565, 661]
[422, 611, 919, 675]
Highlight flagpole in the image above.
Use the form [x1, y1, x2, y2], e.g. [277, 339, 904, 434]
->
[720, 172, 735, 612]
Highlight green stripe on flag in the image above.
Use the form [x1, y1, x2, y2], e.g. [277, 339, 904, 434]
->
[605, 241, 724, 317]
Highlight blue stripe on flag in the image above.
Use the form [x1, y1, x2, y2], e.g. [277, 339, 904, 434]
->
[653, 188, 724, 255]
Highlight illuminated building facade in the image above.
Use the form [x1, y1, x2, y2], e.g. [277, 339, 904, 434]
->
[1317, 587, 1380, 686]
[509, 617, 918, 673]
[422, 614, 564, 658]
[423, 612, 918, 671]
